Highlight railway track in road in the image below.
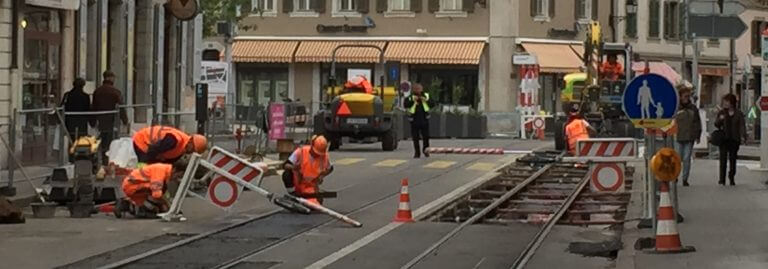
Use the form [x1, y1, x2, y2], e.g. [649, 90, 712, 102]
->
[62, 147, 511, 269]
[406, 152, 632, 269]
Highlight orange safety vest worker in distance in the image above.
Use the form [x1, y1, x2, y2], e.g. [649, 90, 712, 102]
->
[565, 117, 591, 155]
[290, 145, 330, 205]
[133, 126, 191, 163]
[600, 61, 624, 81]
[121, 163, 173, 210]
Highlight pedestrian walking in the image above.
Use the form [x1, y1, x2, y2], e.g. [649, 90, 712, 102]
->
[92, 70, 129, 160]
[404, 83, 431, 158]
[673, 82, 702, 187]
[60, 78, 91, 139]
[714, 93, 747, 186]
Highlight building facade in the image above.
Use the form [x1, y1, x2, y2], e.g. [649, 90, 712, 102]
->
[0, 0, 201, 173]
[616, 0, 732, 109]
[228, 0, 613, 134]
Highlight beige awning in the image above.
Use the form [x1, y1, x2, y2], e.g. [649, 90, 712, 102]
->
[384, 41, 486, 65]
[521, 43, 584, 73]
[294, 41, 385, 63]
[232, 40, 299, 63]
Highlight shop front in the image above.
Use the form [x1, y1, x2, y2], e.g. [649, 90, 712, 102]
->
[519, 41, 585, 114]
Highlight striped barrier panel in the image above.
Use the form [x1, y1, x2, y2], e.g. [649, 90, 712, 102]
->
[576, 138, 639, 157]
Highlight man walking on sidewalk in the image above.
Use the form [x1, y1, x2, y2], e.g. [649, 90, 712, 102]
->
[674, 82, 702, 186]
[405, 83, 432, 159]
[92, 70, 129, 161]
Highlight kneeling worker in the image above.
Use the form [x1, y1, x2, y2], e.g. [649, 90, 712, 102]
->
[120, 160, 186, 217]
[133, 126, 208, 164]
[564, 105, 595, 155]
[282, 135, 334, 205]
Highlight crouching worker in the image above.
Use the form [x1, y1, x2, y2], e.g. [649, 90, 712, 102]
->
[133, 125, 208, 165]
[281, 135, 334, 205]
[564, 104, 595, 155]
[118, 160, 187, 218]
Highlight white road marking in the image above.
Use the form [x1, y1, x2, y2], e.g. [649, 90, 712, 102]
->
[305, 158, 516, 269]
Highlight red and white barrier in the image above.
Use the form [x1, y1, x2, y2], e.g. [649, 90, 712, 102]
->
[576, 138, 639, 157]
[424, 147, 532, 155]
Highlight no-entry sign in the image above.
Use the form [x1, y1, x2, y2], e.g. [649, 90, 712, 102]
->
[759, 96, 768, 111]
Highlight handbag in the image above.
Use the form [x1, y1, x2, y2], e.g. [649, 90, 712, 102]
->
[710, 129, 724, 146]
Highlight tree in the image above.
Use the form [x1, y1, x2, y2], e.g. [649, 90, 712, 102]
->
[200, 0, 252, 37]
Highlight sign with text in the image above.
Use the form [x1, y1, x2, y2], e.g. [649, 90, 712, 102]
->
[268, 103, 286, 140]
[200, 61, 228, 107]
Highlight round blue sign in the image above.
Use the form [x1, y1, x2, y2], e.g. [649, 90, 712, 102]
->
[622, 73, 678, 128]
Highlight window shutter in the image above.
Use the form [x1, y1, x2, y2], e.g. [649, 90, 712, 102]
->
[428, 0, 440, 12]
[591, 0, 598, 20]
[462, 0, 474, 13]
[548, 0, 555, 18]
[313, 0, 326, 13]
[411, 0, 423, 12]
[282, 0, 293, 13]
[530, 0, 536, 17]
[376, 0, 387, 12]
[357, 0, 370, 13]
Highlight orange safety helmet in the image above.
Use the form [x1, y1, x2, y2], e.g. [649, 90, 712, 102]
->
[310, 135, 328, 156]
[190, 134, 208, 154]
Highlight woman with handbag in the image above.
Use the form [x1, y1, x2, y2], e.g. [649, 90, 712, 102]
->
[713, 94, 748, 186]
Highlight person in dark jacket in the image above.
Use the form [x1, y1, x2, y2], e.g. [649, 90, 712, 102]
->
[673, 83, 702, 186]
[92, 71, 129, 160]
[404, 83, 431, 158]
[61, 78, 91, 139]
[714, 93, 748, 186]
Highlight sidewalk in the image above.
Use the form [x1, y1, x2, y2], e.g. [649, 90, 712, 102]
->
[618, 159, 768, 269]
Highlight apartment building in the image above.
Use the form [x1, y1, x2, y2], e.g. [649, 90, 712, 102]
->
[735, 1, 768, 111]
[616, 0, 732, 108]
[229, 0, 613, 134]
[0, 0, 201, 173]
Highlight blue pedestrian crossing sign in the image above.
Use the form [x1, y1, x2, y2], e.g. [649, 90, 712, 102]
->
[622, 73, 678, 129]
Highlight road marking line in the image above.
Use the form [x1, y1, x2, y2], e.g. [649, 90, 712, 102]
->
[424, 161, 456, 169]
[335, 158, 365, 165]
[305, 158, 518, 269]
[374, 159, 407, 167]
[467, 162, 496, 171]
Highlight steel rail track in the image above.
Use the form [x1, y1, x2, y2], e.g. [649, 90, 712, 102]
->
[92, 153, 497, 269]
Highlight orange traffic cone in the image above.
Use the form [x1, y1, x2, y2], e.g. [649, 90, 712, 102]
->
[651, 181, 695, 253]
[394, 178, 414, 222]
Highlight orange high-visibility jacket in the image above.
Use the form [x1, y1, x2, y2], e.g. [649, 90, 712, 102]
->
[600, 61, 624, 81]
[121, 163, 173, 205]
[133, 126, 191, 161]
[291, 146, 330, 204]
[565, 119, 590, 155]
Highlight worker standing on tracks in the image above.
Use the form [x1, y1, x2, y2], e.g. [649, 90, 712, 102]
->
[133, 125, 208, 165]
[119, 160, 187, 217]
[405, 83, 432, 158]
[564, 104, 595, 155]
[282, 135, 334, 205]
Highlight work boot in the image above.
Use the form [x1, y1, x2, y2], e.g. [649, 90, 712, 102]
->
[413, 153, 420, 159]
[718, 179, 725, 185]
[729, 179, 736, 186]
[682, 180, 690, 187]
[423, 149, 430, 158]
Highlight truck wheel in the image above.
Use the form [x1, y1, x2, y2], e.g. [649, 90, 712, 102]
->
[554, 119, 566, 151]
[381, 130, 396, 151]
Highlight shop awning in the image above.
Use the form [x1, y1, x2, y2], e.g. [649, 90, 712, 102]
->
[384, 41, 486, 65]
[232, 40, 299, 63]
[294, 41, 386, 63]
[698, 65, 730, 77]
[631, 62, 682, 84]
[520, 43, 584, 73]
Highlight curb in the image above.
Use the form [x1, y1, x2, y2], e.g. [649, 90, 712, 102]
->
[615, 160, 648, 269]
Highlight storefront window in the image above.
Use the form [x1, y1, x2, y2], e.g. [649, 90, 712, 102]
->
[236, 66, 289, 107]
[410, 68, 479, 109]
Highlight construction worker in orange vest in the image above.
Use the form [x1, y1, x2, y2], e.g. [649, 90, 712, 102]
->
[119, 160, 186, 218]
[344, 75, 373, 94]
[600, 53, 624, 81]
[564, 104, 596, 155]
[133, 125, 208, 165]
[282, 135, 334, 205]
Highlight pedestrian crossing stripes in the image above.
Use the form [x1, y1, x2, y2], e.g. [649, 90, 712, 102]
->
[466, 162, 496, 171]
[335, 158, 366, 165]
[374, 159, 408, 167]
[424, 161, 456, 169]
